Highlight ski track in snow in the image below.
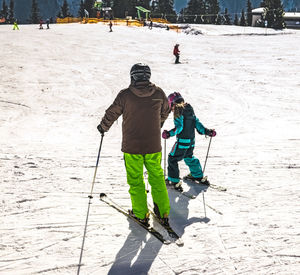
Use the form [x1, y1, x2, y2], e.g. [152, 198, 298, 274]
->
[0, 23, 300, 274]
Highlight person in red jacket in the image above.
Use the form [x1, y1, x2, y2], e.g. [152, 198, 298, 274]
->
[173, 44, 180, 64]
[39, 19, 43, 29]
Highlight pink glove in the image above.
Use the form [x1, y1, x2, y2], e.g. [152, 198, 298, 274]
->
[205, 128, 216, 137]
[162, 130, 170, 139]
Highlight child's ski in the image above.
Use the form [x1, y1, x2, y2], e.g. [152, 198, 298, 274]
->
[165, 179, 196, 199]
[183, 175, 227, 192]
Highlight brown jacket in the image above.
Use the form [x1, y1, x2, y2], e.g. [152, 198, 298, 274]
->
[100, 81, 170, 154]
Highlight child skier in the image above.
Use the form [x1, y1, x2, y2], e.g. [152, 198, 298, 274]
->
[173, 44, 180, 64]
[162, 92, 216, 190]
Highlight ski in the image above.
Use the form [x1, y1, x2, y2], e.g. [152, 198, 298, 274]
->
[99, 193, 171, 245]
[147, 205, 184, 247]
[165, 179, 196, 199]
[183, 175, 227, 192]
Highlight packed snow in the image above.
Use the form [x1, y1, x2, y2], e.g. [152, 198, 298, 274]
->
[0, 22, 300, 275]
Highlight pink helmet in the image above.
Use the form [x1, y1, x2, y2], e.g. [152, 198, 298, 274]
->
[167, 92, 184, 109]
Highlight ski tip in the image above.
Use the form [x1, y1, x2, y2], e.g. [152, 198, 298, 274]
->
[99, 193, 106, 199]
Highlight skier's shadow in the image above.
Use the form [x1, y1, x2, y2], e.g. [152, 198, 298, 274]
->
[167, 180, 210, 236]
[108, 181, 209, 274]
[108, 221, 163, 275]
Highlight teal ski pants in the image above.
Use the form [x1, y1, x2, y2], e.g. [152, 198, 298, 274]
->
[124, 152, 170, 220]
[168, 141, 203, 183]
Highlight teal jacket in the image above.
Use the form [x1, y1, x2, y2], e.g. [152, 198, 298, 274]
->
[169, 103, 206, 143]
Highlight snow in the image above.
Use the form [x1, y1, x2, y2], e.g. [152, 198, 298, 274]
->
[252, 7, 266, 14]
[284, 12, 300, 19]
[1, 22, 300, 274]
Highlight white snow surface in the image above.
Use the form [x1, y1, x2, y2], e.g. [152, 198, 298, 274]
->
[1, 23, 300, 275]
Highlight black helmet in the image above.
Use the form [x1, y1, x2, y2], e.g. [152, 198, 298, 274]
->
[130, 63, 151, 82]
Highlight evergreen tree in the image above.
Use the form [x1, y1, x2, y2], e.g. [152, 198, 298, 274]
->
[206, 0, 220, 24]
[185, 0, 206, 24]
[139, 0, 150, 9]
[60, 0, 72, 18]
[102, 0, 112, 8]
[240, 9, 246, 25]
[157, 0, 177, 22]
[151, 0, 159, 13]
[260, 0, 285, 29]
[178, 7, 187, 23]
[112, 0, 127, 18]
[78, 0, 85, 17]
[85, 0, 95, 17]
[1, 0, 8, 21]
[8, 0, 14, 23]
[224, 8, 231, 25]
[233, 13, 239, 25]
[260, 0, 273, 27]
[30, 0, 39, 24]
[127, 0, 138, 18]
[247, 0, 253, 26]
[215, 13, 222, 24]
[273, 0, 285, 29]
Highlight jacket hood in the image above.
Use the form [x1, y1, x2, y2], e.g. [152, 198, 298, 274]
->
[129, 81, 157, 98]
[184, 103, 194, 116]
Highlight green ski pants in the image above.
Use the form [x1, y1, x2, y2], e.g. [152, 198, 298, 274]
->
[124, 152, 170, 220]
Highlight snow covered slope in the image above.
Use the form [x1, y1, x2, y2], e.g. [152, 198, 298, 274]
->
[0, 23, 300, 274]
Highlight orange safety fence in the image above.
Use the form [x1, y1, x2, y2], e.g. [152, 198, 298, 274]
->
[55, 17, 180, 32]
[56, 17, 82, 23]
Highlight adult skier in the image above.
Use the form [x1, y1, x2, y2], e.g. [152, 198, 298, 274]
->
[97, 63, 170, 226]
[173, 44, 180, 64]
[46, 19, 50, 29]
[162, 92, 216, 189]
[149, 20, 153, 29]
[13, 19, 19, 30]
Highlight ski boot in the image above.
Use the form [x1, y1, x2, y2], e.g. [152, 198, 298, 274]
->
[153, 203, 169, 227]
[128, 210, 150, 227]
[185, 174, 210, 185]
[165, 179, 183, 192]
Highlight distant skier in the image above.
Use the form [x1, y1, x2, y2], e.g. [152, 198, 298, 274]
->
[46, 19, 50, 29]
[162, 92, 216, 190]
[13, 19, 19, 30]
[109, 20, 113, 32]
[149, 20, 153, 29]
[97, 63, 171, 227]
[39, 19, 43, 29]
[173, 44, 180, 64]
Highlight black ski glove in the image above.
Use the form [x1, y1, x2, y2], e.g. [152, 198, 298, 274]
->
[97, 124, 105, 135]
[204, 128, 216, 137]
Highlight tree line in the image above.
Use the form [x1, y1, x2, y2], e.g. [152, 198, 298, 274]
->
[0, 0, 285, 29]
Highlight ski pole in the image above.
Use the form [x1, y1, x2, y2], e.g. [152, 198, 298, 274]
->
[77, 133, 104, 275]
[201, 136, 212, 218]
[202, 136, 213, 175]
[164, 139, 167, 179]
